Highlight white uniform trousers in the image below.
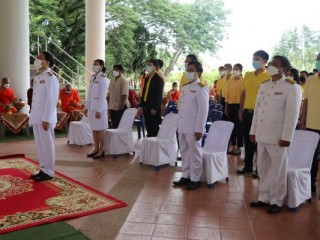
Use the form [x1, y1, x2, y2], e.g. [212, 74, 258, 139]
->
[179, 133, 203, 181]
[33, 124, 56, 177]
[257, 142, 289, 206]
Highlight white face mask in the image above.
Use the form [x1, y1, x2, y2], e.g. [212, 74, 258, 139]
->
[92, 65, 100, 73]
[65, 90, 71, 94]
[233, 70, 240, 77]
[186, 72, 196, 81]
[267, 65, 280, 77]
[34, 58, 43, 70]
[3, 84, 10, 89]
[219, 71, 224, 76]
[113, 71, 120, 77]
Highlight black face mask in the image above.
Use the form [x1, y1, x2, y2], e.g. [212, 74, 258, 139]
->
[299, 77, 306, 83]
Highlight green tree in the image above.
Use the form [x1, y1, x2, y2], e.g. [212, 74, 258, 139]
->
[273, 25, 320, 71]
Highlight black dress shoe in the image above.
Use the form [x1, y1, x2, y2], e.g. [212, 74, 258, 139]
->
[237, 168, 252, 175]
[250, 200, 268, 207]
[173, 177, 190, 186]
[267, 204, 282, 214]
[87, 151, 99, 157]
[93, 152, 105, 159]
[186, 181, 201, 190]
[34, 172, 53, 182]
[30, 171, 44, 180]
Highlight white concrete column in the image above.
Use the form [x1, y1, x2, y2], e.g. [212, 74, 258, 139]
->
[0, 0, 30, 114]
[85, 0, 106, 95]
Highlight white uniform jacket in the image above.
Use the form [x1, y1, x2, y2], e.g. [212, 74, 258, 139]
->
[178, 79, 209, 134]
[29, 68, 59, 125]
[85, 72, 109, 112]
[250, 77, 302, 144]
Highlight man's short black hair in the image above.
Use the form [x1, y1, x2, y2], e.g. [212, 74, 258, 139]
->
[186, 54, 198, 62]
[313, 68, 318, 73]
[253, 50, 269, 62]
[156, 59, 164, 69]
[300, 70, 309, 77]
[148, 59, 160, 67]
[224, 63, 232, 70]
[273, 55, 291, 74]
[188, 61, 203, 77]
[113, 64, 124, 72]
[42, 51, 55, 68]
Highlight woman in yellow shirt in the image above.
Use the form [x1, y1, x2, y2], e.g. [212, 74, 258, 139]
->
[225, 63, 244, 155]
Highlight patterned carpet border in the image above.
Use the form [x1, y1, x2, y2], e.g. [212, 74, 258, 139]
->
[0, 154, 127, 234]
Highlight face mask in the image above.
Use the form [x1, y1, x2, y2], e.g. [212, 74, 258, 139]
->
[34, 58, 43, 69]
[186, 72, 195, 81]
[316, 61, 320, 72]
[173, 87, 178, 91]
[113, 71, 119, 77]
[184, 62, 189, 69]
[233, 70, 240, 77]
[65, 90, 71, 94]
[146, 65, 154, 73]
[267, 65, 280, 77]
[92, 65, 100, 73]
[252, 60, 262, 70]
[223, 70, 229, 76]
[3, 84, 10, 89]
[219, 71, 224, 76]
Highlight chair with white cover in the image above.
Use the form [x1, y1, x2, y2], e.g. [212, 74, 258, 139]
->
[67, 116, 94, 146]
[104, 108, 138, 157]
[140, 113, 179, 171]
[285, 130, 319, 211]
[202, 120, 234, 188]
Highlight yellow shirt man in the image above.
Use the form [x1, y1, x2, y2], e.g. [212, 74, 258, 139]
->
[302, 74, 320, 130]
[243, 70, 270, 110]
[221, 74, 233, 99]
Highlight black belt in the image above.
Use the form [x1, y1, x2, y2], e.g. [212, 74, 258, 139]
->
[244, 109, 254, 114]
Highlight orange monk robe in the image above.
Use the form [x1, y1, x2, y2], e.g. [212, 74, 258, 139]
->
[0, 88, 17, 113]
[59, 88, 82, 114]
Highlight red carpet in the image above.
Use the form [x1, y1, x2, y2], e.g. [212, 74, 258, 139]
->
[0, 154, 127, 234]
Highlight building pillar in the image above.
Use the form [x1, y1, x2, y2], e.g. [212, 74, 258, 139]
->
[85, 0, 106, 94]
[0, 0, 30, 114]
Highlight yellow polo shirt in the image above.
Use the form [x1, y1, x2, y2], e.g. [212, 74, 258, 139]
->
[179, 73, 207, 89]
[216, 77, 223, 95]
[304, 74, 320, 130]
[243, 70, 270, 109]
[221, 74, 233, 98]
[226, 77, 244, 104]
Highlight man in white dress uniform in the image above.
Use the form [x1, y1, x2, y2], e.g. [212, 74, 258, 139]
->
[173, 61, 209, 190]
[29, 51, 59, 182]
[249, 55, 302, 213]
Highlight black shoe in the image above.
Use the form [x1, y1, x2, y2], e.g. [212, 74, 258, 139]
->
[30, 171, 44, 180]
[186, 181, 201, 190]
[252, 171, 259, 179]
[173, 177, 190, 186]
[34, 172, 53, 182]
[237, 168, 252, 175]
[87, 151, 99, 157]
[250, 200, 268, 207]
[93, 152, 105, 159]
[267, 204, 282, 214]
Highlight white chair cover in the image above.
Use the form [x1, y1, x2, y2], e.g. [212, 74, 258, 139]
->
[285, 130, 319, 209]
[104, 108, 138, 155]
[140, 113, 179, 168]
[67, 116, 94, 146]
[202, 121, 234, 185]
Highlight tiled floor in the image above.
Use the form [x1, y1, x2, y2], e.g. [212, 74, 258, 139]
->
[1, 133, 320, 240]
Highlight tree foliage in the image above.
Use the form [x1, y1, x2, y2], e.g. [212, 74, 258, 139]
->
[273, 25, 320, 71]
[29, 0, 228, 84]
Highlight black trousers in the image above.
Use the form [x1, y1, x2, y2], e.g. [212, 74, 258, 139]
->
[306, 128, 320, 187]
[228, 104, 243, 147]
[110, 109, 125, 129]
[143, 107, 161, 137]
[242, 109, 257, 170]
[221, 97, 228, 120]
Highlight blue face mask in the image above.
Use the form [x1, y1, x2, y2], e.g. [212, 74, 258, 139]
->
[92, 65, 100, 73]
[184, 62, 189, 69]
[316, 61, 320, 72]
[252, 60, 261, 70]
[146, 65, 154, 73]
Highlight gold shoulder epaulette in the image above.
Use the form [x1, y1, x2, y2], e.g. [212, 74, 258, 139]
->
[285, 78, 295, 84]
[198, 82, 205, 87]
[48, 72, 53, 76]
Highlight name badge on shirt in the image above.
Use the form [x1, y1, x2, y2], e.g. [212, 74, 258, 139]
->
[40, 80, 45, 84]
[190, 90, 196, 93]
[274, 92, 283, 95]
